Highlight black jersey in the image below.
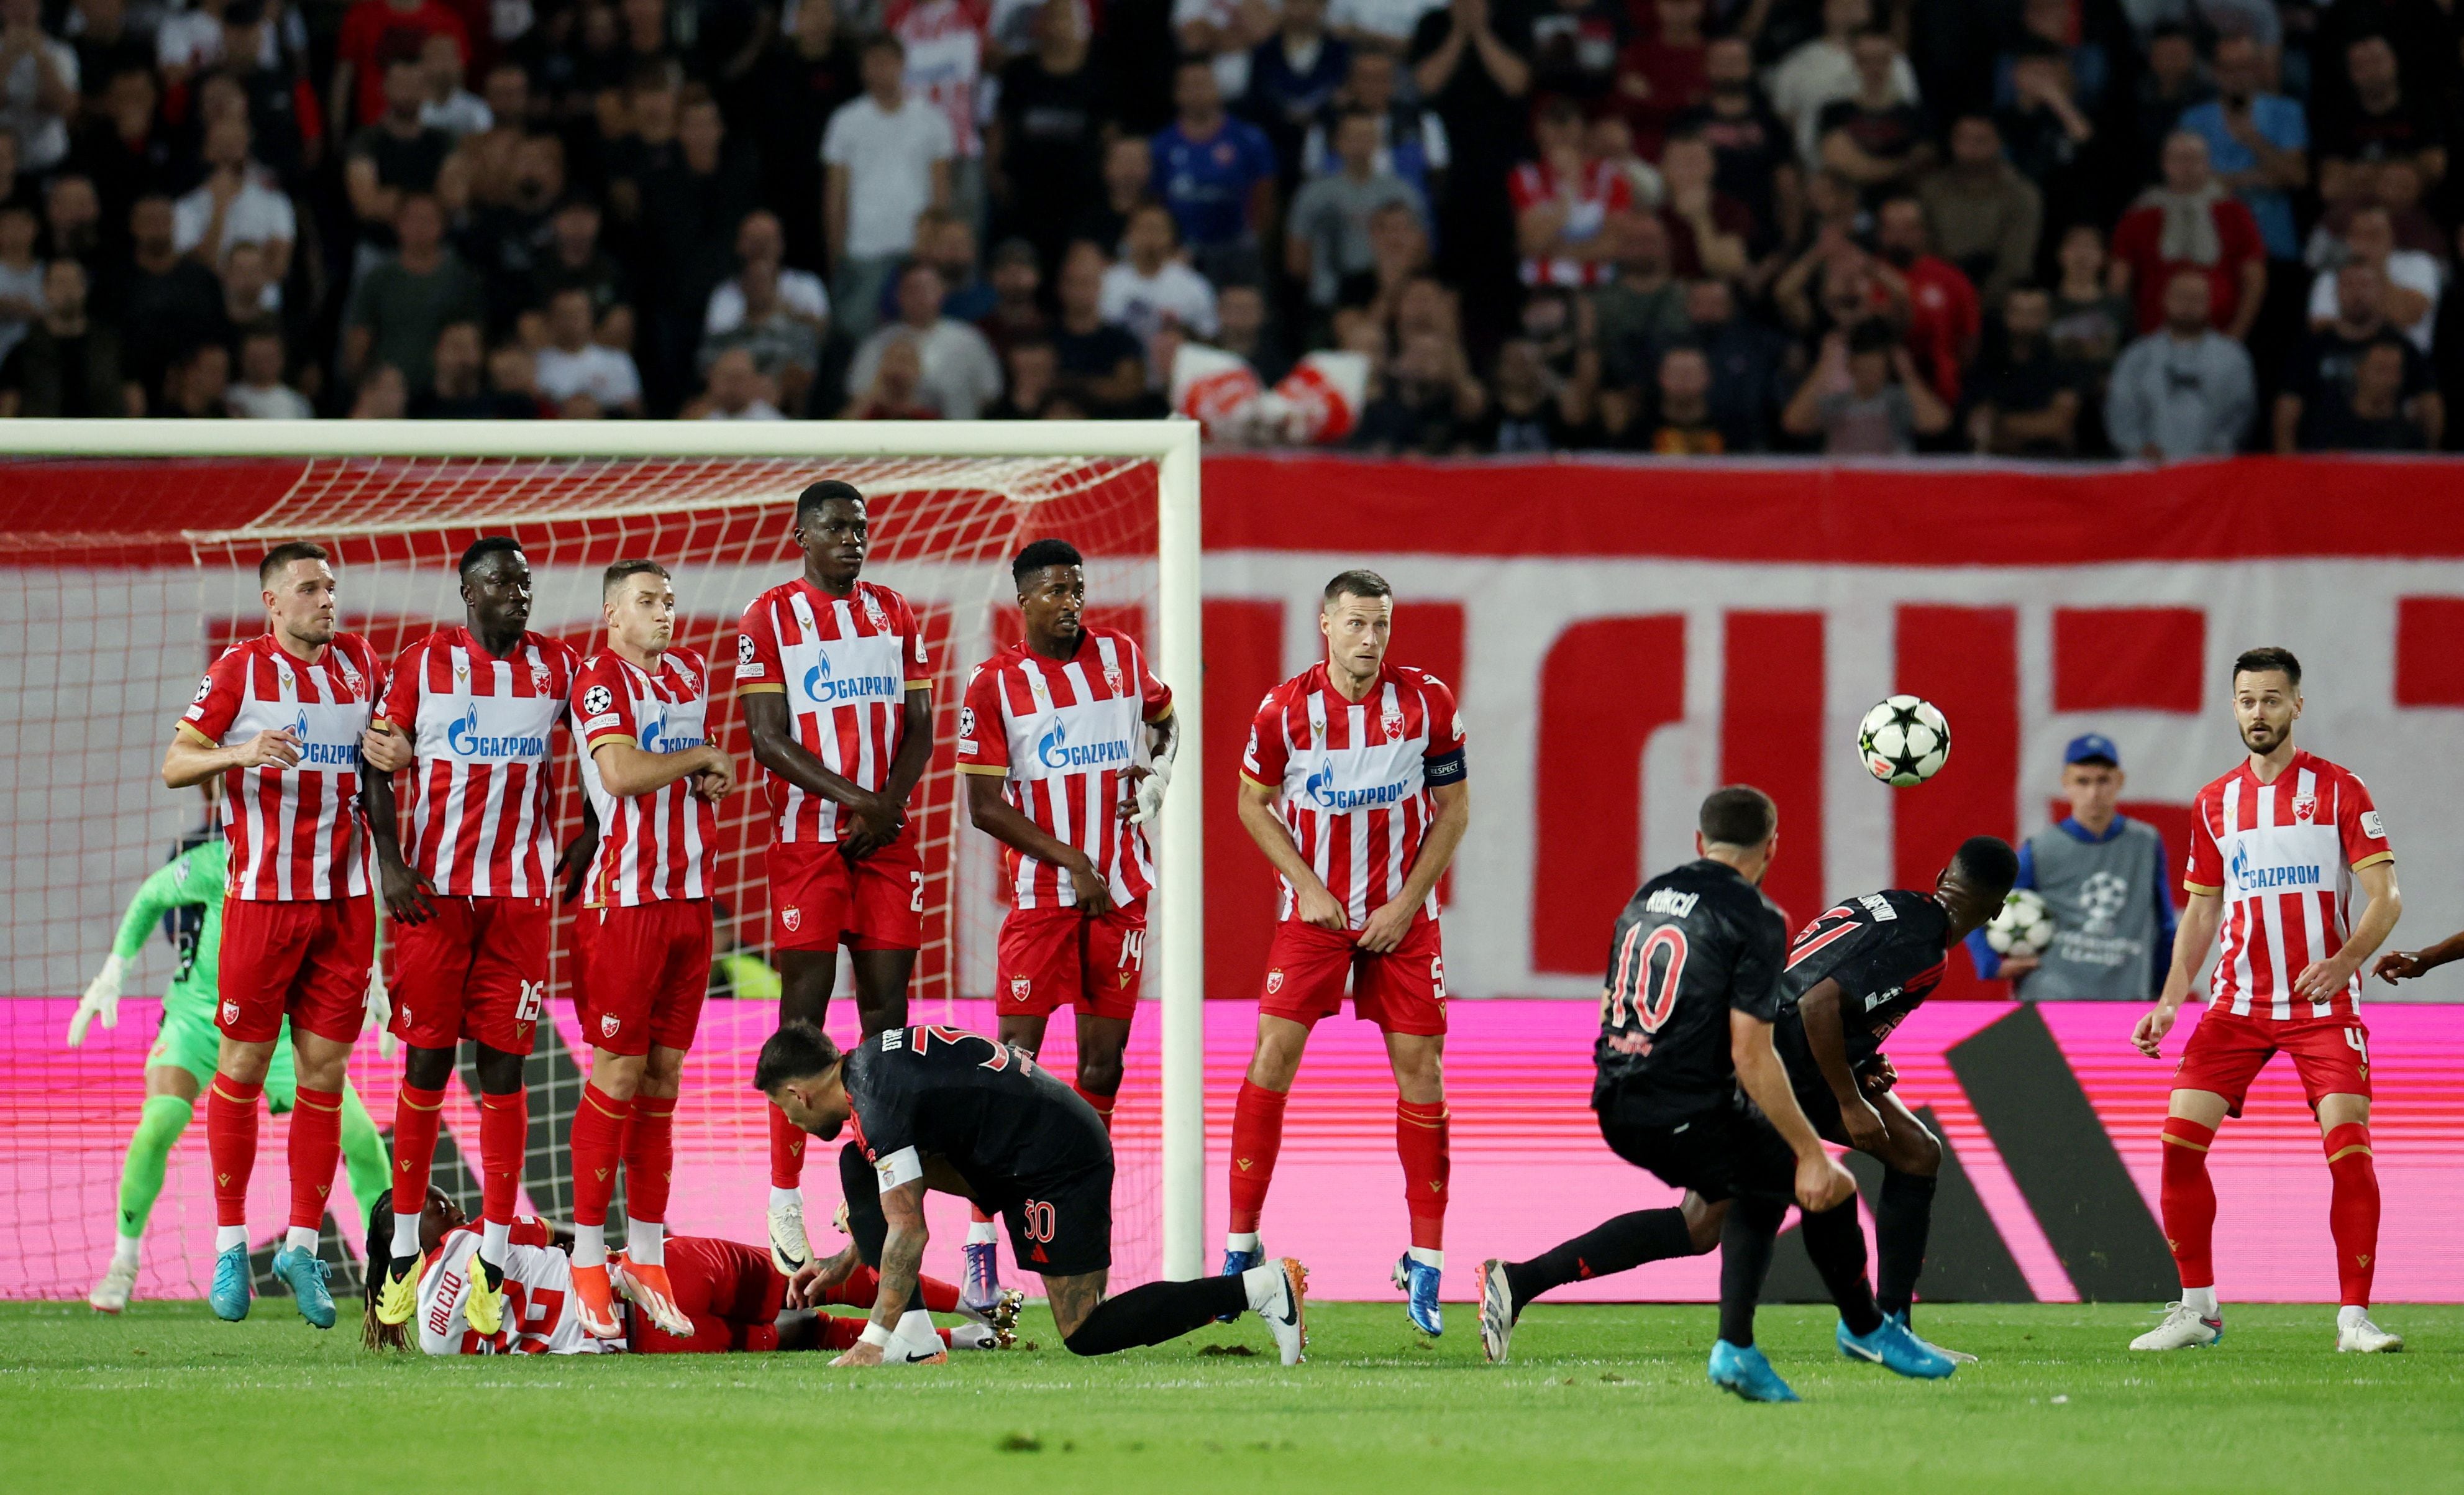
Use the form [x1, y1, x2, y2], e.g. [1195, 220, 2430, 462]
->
[1593, 858, 1792, 1123]
[843, 1025, 1110, 1199]
[1775, 889, 1952, 1069]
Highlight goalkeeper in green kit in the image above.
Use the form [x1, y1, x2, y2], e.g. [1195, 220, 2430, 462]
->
[70, 813, 392, 1313]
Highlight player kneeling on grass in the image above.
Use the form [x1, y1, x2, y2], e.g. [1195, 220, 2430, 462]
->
[362, 1186, 1013, 1356]
[758, 1020, 1310, 1365]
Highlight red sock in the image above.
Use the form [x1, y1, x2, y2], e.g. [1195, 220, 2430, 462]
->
[917, 1273, 962, 1313]
[2160, 1115, 2219, 1291]
[207, 1076, 265, 1228]
[769, 1104, 807, 1191]
[390, 1082, 447, 1214]
[286, 1086, 345, 1232]
[624, 1095, 678, 1226]
[824, 1263, 880, 1307]
[1397, 1099, 1451, 1251]
[2324, 1122, 2380, 1307]
[570, 1081, 633, 1229]
[1228, 1081, 1289, 1235]
[1072, 1081, 1117, 1132]
[478, 1090, 527, 1226]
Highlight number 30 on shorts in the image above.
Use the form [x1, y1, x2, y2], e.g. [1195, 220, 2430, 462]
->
[1019, 1199, 1057, 1244]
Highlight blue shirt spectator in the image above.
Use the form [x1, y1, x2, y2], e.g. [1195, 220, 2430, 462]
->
[1154, 58, 1281, 255]
[2176, 37, 2307, 261]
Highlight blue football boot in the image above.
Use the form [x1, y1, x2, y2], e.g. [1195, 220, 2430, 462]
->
[1393, 1252, 1443, 1337]
[1217, 1241, 1264, 1322]
[1709, 1340, 1800, 1402]
[208, 1242, 251, 1322]
[1838, 1314, 1957, 1378]
[269, 1243, 336, 1330]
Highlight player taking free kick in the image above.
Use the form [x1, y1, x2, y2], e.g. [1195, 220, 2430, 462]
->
[1225, 569, 1470, 1336]
[735, 481, 935, 1282]
[568, 560, 738, 1340]
[955, 538, 1178, 1294]
[2131, 647, 2404, 1354]
[358, 536, 588, 1335]
[161, 541, 388, 1328]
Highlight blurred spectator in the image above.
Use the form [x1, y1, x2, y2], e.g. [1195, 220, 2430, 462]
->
[2315, 34, 2447, 213]
[1330, 0, 1440, 52]
[462, 134, 567, 326]
[410, 319, 513, 416]
[1917, 115, 2040, 306]
[2306, 159, 2445, 270]
[1526, 0, 1622, 109]
[161, 341, 232, 417]
[1875, 193, 1978, 406]
[0, 257, 133, 414]
[485, 340, 547, 416]
[2177, 35, 2306, 265]
[1770, 0, 1917, 166]
[1512, 96, 1628, 288]
[687, 345, 788, 420]
[825, 34, 955, 343]
[74, 68, 173, 235]
[1153, 57, 1277, 285]
[1103, 200, 1219, 347]
[1655, 132, 1752, 283]
[173, 114, 294, 295]
[708, 208, 827, 334]
[1997, 39, 2099, 231]
[2276, 262, 2443, 452]
[2105, 268, 2255, 459]
[1998, 0, 2110, 117]
[1586, 117, 1662, 215]
[1216, 280, 1290, 383]
[534, 283, 646, 414]
[990, 0, 1112, 268]
[1672, 35, 1798, 255]
[2306, 206, 2439, 355]
[67, 0, 148, 104]
[346, 54, 467, 259]
[1967, 283, 2081, 456]
[1174, 0, 1272, 103]
[1782, 319, 1953, 454]
[885, 0, 993, 232]
[700, 247, 823, 413]
[1590, 210, 1688, 408]
[344, 193, 481, 397]
[840, 331, 941, 418]
[1243, 0, 1349, 178]
[1070, 133, 1151, 260]
[743, 0, 861, 273]
[1636, 344, 1727, 453]
[1817, 27, 1934, 201]
[2048, 222, 2132, 386]
[531, 196, 632, 342]
[1301, 48, 1448, 214]
[984, 335, 1059, 418]
[1355, 324, 1485, 453]
[1681, 276, 1788, 452]
[913, 208, 996, 322]
[332, 0, 468, 130]
[1050, 240, 1146, 413]
[2126, 24, 2206, 183]
[227, 324, 313, 417]
[1287, 109, 1425, 309]
[212, 240, 280, 342]
[0, 199, 33, 364]
[977, 237, 1049, 358]
[43, 173, 101, 268]
[1477, 334, 1597, 450]
[120, 194, 224, 401]
[1612, 0, 1707, 160]
[847, 260, 1003, 418]
[416, 30, 490, 138]
[350, 362, 408, 418]
[1408, 0, 1531, 339]
[2109, 132, 2265, 340]
[1514, 280, 1595, 391]
[0, 0, 78, 173]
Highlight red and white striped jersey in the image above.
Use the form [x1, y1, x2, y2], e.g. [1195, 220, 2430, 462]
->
[416, 1218, 609, 1356]
[956, 628, 1173, 909]
[1507, 157, 1634, 287]
[735, 577, 930, 845]
[885, 0, 990, 157]
[574, 646, 716, 907]
[1241, 661, 1467, 928]
[376, 628, 581, 898]
[2183, 750, 2393, 1022]
[177, 632, 383, 902]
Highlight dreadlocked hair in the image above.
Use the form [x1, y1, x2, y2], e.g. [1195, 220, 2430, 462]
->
[360, 1186, 410, 1353]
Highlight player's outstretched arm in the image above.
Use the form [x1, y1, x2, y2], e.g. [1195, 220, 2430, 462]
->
[1794, 978, 1889, 1153]
[1732, 1011, 1855, 1212]
[836, 1173, 929, 1368]
[2376, 925, 2464, 984]
[1236, 777, 1345, 930]
[2135, 890, 2223, 1057]
[2297, 861, 2400, 1001]
[69, 852, 203, 1045]
[1361, 780, 1467, 953]
[966, 773, 1113, 913]
[162, 723, 298, 789]
[739, 688, 908, 855]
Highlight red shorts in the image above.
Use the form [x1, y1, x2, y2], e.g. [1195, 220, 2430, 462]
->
[629, 1236, 785, 1354]
[998, 902, 1148, 1022]
[1259, 915, 1448, 1036]
[216, 894, 375, 1045]
[389, 894, 551, 1054]
[2174, 1007, 2372, 1117]
[767, 838, 923, 954]
[583, 900, 713, 1057]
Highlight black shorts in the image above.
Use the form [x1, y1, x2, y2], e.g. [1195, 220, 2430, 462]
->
[1593, 1085, 1798, 1207]
[993, 1161, 1113, 1278]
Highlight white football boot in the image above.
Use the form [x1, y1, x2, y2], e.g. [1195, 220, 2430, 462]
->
[2336, 1309, 2403, 1353]
[2130, 1301, 2223, 1351]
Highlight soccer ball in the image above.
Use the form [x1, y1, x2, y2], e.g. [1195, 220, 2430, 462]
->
[1857, 695, 1951, 786]
[1986, 888, 2056, 959]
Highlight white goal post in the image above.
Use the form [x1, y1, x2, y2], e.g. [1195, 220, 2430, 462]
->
[0, 418, 1208, 1284]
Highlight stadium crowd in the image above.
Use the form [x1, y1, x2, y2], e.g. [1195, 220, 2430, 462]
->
[0, 0, 2457, 454]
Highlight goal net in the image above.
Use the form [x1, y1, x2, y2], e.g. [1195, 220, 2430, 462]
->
[0, 423, 1202, 1305]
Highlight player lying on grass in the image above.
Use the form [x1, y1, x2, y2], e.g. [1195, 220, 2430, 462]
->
[361, 1186, 1014, 1356]
[758, 1019, 1310, 1365]
[1478, 789, 1969, 1401]
[71, 800, 391, 1314]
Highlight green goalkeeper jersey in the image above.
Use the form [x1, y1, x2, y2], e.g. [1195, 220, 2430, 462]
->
[109, 839, 224, 1020]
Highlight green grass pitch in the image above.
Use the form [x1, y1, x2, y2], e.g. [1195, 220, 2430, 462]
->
[5, 1301, 2458, 1493]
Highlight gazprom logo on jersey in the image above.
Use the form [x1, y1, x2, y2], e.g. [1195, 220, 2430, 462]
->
[1302, 763, 1409, 812]
[445, 703, 546, 761]
[2230, 841, 2322, 892]
[637, 713, 704, 754]
[291, 710, 360, 767]
[1036, 716, 1133, 772]
[803, 654, 900, 706]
